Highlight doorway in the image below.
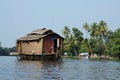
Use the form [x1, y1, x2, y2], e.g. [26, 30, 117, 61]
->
[54, 39, 57, 52]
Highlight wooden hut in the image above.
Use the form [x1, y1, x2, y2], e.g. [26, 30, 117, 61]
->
[16, 28, 64, 60]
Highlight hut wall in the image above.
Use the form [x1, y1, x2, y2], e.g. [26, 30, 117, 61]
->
[16, 42, 19, 53]
[42, 35, 63, 54]
[17, 39, 43, 55]
[16, 42, 22, 54]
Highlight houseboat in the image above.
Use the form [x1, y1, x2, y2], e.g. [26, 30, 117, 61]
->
[10, 28, 64, 61]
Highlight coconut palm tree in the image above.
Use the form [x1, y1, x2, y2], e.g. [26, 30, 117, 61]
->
[63, 34, 78, 56]
[83, 23, 93, 54]
[98, 20, 108, 49]
[62, 26, 71, 39]
[83, 23, 91, 33]
[69, 34, 78, 56]
[90, 22, 98, 39]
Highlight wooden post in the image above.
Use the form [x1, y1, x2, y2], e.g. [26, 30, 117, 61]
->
[57, 38, 59, 47]
[42, 53, 44, 61]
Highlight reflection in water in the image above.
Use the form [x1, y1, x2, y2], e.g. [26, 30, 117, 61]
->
[15, 60, 63, 80]
[0, 56, 120, 80]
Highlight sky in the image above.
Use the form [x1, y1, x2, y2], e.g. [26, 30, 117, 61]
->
[0, 0, 120, 47]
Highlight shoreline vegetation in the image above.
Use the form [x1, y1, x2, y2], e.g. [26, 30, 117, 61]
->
[0, 45, 16, 56]
[63, 55, 120, 61]
[0, 20, 120, 60]
[62, 20, 120, 60]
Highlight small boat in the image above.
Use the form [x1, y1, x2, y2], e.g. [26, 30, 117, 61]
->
[79, 52, 89, 59]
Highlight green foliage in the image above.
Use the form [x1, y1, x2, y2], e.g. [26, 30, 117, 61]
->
[63, 21, 120, 58]
[92, 40, 105, 56]
[107, 28, 120, 58]
[63, 26, 84, 56]
[72, 27, 83, 41]
[62, 26, 71, 39]
[112, 28, 120, 38]
[0, 44, 16, 56]
[80, 39, 89, 53]
[82, 20, 109, 55]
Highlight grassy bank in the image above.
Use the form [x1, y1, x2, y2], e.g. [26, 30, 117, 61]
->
[62, 55, 120, 61]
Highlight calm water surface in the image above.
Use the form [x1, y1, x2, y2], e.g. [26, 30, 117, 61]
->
[0, 56, 120, 80]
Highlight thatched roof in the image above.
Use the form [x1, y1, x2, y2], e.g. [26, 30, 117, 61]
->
[29, 28, 52, 35]
[17, 35, 42, 41]
[17, 28, 63, 41]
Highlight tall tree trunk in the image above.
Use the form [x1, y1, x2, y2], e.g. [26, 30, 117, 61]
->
[101, 33, 107, 49]
[101, 33, 109, 55]
[73, 46, 78, 56]
[87, 32, 93, 55]
[88, 40, 93, 55]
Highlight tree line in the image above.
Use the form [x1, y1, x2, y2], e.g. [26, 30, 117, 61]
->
[62, 20, 120, 58]
[0, 42, 16, 56]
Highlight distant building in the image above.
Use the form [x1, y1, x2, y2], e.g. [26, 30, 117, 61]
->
[16, 28, 64, 60]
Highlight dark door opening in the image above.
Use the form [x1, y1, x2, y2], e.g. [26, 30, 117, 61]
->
[54, 39, 57, 52]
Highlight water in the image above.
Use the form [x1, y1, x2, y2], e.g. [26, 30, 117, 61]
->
[0, 56, 120, 80]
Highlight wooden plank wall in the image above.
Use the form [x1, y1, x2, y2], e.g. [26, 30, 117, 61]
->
[17, 39, 43, 55]
[43, 36, 54, 53]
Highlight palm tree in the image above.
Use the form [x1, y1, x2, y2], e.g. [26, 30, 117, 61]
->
[83, 23, 91, 33]
[69, 34, 78, 56]
[83, 23, 93, 54]
[62, 26, 71, 39]
[98, 20, 108, 49]
[63, 34, 78, 56]
[90, 22, 98, 39]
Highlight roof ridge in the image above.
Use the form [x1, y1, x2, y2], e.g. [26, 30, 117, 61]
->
[28, 28, 52, 35]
